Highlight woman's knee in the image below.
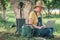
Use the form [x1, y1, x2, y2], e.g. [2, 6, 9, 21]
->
[49, 28, 54, 32]
[40, 29, 50, 35]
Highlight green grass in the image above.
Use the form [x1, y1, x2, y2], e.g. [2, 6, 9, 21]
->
[0, 12, 60, 40]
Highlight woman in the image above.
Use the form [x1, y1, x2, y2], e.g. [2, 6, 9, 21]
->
[29, 1, 54, 38]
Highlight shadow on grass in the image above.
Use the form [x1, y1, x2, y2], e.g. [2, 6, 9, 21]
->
[0, 23, 60, 40]
[0, 32, 60, 40]
[0, 16, 15, 31]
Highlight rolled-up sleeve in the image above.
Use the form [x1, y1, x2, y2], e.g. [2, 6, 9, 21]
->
[29, 11, 35, 20]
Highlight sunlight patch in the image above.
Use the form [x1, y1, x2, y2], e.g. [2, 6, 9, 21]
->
[0, 27, 7, 32]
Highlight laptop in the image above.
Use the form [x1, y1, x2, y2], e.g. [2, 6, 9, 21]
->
[45, 20, 56, 28]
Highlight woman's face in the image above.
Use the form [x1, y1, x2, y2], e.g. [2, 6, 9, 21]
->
[35, 6, 43, 12]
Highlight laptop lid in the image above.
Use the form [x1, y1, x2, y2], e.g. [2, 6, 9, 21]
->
[45, 20, 56, 28]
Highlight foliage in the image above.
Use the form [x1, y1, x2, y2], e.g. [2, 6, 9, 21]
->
[43, 0, 60, 9]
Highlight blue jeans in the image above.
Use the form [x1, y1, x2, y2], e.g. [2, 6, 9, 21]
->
[33, 28, 54, 37]
[48, 28, 54, 37]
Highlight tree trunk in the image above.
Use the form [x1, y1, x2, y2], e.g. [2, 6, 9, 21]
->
[10, 0, 21, 19]
[23, 1, 32, 24]
[2, 9, 6, 21]
[1, 0, 6, 21]
[59, 10, 60, 15]
[10, 0, 33, 33]
[10, 0, 22, 34]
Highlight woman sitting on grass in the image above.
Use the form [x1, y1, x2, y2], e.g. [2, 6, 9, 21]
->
[28, 0, 54, 38]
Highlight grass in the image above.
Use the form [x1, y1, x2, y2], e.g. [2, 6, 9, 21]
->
[0, 12, 60, 40]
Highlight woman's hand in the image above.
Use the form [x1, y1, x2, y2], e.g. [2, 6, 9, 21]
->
[33, 25, 46, 29]
[41, 25, 46, 29]
[33, 26, 41, 29]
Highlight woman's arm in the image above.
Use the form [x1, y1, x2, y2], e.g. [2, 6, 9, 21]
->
[28, 18, 42, 29]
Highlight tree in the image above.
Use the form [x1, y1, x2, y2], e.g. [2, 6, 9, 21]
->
[0, 0, 6, 21]
[10, 0, 21, 33]
[23, 1, 33, 24]
[43, 0, 60, 16]
[10, 0, 33, 34]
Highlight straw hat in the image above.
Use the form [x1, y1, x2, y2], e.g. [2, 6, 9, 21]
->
[35, 0, 45, 8]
